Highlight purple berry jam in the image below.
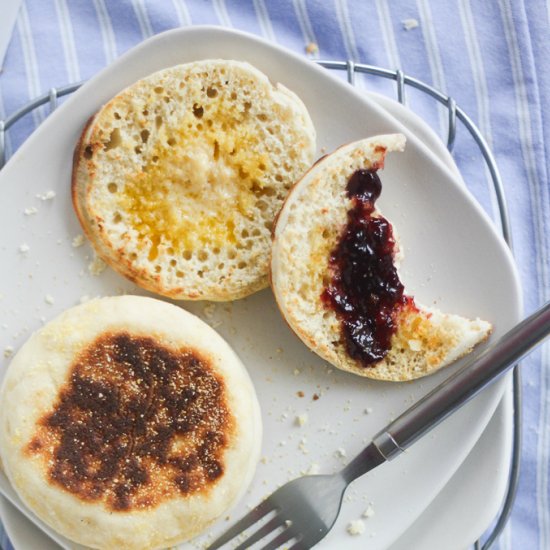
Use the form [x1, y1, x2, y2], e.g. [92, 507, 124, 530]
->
[321, 168, 414, 366]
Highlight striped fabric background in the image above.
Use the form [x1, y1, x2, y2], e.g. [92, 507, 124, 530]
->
[0, 1, 548, 548]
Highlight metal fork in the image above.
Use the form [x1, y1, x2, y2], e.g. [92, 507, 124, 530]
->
[208, 301, 550, 550]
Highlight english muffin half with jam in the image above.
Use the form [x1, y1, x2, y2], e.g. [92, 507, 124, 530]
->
[271, 135, 491, 381]
[72, 60, 316, 301]
[0, 296, 261, 549]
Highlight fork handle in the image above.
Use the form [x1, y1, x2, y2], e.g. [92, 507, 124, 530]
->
[371, 301, 550, 461]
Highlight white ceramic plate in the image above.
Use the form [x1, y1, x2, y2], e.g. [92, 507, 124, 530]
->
[0, 82, 514, 550]
[0, 27, 520, 549]
[390, 387, 513, 550]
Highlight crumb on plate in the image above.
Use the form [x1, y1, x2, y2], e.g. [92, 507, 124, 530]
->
[363, 503, 375, 518]
[72, 234, 85, 248]
[295, 413, 308, 427]
[36, 190, 56, 201]
[203, 303, 216, 319]
[347, 519, 365, 536]
[88, 254, 107, 276]
[303, 462, 320, 475]
[335, 447, 347, 459]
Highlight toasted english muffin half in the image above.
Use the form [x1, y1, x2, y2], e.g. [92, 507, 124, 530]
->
[73, 60, 316, 301]
[0, 296, 261, 549]
[271, 135, 491, 381]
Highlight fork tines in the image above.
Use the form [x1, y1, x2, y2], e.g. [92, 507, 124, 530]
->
[207, 499, 302, 550]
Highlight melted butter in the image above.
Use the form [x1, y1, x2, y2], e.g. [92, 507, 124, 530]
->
[118, 93, 270, 252]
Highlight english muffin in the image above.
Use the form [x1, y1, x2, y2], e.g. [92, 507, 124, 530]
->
[72, 60, 316, 301]
[0, 296, 262, 549]
[271, 135, 491, 381]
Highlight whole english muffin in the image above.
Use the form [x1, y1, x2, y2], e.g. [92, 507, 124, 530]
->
[0, 296, 262, 549]
[271, 135, 491, 381]
[72, 60, 316, 301]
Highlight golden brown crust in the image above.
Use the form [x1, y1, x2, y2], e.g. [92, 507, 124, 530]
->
[71, 114, 97, 241]
[25, 331, 234, 512]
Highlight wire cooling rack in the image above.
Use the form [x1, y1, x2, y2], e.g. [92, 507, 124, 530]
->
[0, 61, 521, 550]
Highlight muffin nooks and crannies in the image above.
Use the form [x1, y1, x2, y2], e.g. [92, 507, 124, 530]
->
[271, 135, 492, 381]
[0, 296, 262, 549]
[72, 60, 316, 301]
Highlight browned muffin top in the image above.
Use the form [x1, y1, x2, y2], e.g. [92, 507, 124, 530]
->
[25, 332, 234, 512]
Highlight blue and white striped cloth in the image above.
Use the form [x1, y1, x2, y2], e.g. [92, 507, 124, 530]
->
[0, 1, 548, 548]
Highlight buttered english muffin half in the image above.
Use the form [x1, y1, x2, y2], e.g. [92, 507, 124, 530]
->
[72, 60, 316, 301]
[271, 135, 492, 381]
[0, 296, 262, 549]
